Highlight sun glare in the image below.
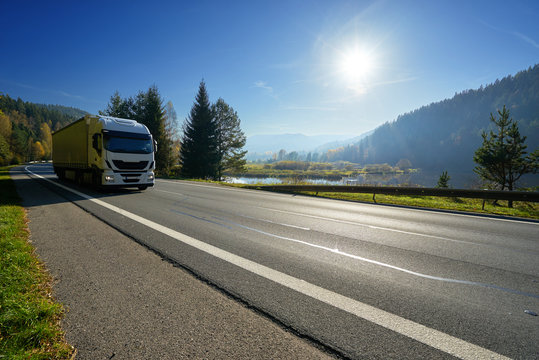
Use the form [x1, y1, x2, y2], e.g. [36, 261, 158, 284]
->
[339, 48, 374, 81]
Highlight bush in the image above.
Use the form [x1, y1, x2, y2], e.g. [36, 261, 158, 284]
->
[272, 161, 309, 171]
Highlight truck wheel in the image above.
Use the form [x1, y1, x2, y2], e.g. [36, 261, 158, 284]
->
[138, 185, 148, 191]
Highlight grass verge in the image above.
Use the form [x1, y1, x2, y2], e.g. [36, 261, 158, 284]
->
[0, 166, 74, 359]
[304, 192, 539, 219]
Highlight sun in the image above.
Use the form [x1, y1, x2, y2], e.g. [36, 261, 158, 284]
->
[339, 48, 375, 81]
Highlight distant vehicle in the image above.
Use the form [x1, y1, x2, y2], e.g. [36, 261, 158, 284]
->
[52, 115, 155, 190]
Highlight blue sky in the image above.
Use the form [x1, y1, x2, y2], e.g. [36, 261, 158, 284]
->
[1, 0, 538, 137]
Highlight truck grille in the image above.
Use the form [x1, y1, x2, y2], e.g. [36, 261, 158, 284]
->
[121, 173, 142, 183]
[112, 160, 148, 170]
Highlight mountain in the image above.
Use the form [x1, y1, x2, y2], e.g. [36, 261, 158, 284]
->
[313, 130, 374, 154]
[245, 133, 351, 160]
[324, 64, 539, 175]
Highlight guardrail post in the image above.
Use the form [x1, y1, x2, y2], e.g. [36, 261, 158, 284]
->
[373, 192, 376, 203]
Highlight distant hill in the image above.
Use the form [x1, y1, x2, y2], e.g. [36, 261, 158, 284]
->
[36, 103, 88, 121]
[245, 133, 351, 160]
[324, 64, 539, 175]
[0, 93, 88, 164]
[314, 130, 373, 154]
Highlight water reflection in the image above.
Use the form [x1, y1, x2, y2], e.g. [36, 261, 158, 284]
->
[226, 171, 539, 188]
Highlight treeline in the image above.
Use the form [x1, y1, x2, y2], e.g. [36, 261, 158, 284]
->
[320, 64, 539, 171]
[180, 81, 247, 180]
[0, 94, 87, 165]
[102, 82, 247, 179]
[100, 85, 180, 176]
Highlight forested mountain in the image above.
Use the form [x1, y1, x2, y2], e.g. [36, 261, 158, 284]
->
[324, 64, 539, 173]
[0, 93, 88, 165]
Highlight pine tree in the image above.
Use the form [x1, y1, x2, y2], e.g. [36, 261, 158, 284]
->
[101, 86, 175, 175]
[474, 105, 539, 207]
[180, 81, 219, 179]
[212, 98, 247, 179]
[436, 171, 450, 188]
[99, 91, 134, 119]
[136, 86, 172, 175]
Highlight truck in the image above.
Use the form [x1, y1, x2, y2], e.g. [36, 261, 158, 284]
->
[52, 114, 155, 190]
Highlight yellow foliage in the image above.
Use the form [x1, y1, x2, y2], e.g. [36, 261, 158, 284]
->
[32, 141, 45, 160]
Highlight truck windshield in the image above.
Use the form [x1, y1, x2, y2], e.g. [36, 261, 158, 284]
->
[104, 136, 153, 154]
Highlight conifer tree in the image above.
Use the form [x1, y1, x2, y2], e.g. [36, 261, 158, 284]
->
[212, 98, 247, 179]
[136, 86, 172, 175]
[436, 171, 450, 188]
[180, 81, 219, 179]
[474, 105, 539, 207]
[101, 86, 174, 175]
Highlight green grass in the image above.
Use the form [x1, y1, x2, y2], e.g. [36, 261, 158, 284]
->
[226, 162, 408, 181]
[0, 166, 74, 359]
[303, 192, 539, 219]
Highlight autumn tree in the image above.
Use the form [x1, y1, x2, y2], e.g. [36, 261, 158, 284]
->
[39, 123, 52, 159]
[32, 141, 45, 160]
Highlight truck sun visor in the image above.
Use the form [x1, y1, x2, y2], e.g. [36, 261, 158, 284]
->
[102, 130, 152, 140]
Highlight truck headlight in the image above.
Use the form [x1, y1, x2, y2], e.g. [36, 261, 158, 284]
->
[148, 173, 154, 180]
[105, 175, 114, 182]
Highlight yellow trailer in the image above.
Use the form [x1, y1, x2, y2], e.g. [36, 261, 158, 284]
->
[52, 115, 155, 189]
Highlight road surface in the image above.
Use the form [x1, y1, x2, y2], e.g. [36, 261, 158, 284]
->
[17, 164, 539, 359]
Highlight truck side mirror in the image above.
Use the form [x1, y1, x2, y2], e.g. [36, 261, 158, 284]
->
[154, 140, 158, 152]
[92, 134, 102, 154]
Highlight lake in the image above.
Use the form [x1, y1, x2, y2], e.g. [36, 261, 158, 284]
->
[225, 170, 539, 188]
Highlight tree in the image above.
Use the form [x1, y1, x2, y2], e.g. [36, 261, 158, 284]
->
[32, 141, 45, 160]
[136, 86, 172, 175]
[396, 159, 412, 172]
[474, 105, 539, 207]
[180, 81, 219, 179]
[39, 123, 52, 159]
[0, 133, 11, 165]
[99, 91, 134, 119]
[165, 101, 181, 169]
[0, 110, 12, 140]
[212, 98, 247, 178]
[101, 86, 175, 175]
[436, 171, 450, 188]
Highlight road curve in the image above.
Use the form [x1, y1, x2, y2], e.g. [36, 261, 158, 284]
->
[21, 163, 539, 359]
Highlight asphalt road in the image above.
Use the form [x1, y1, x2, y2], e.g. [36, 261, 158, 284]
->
[16, 164, 539, 359]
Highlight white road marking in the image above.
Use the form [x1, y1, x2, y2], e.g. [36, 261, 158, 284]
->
[155, 189, 185, 197]
[157, 187, 310, 230]
[158, 178, 538, 225]
[230, 213, 311, 231]
[25, 166, 510, 360]
[256, 206, 512, 249]
[213, 216, 538, 299]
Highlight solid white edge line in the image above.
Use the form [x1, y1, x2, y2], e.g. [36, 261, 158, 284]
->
[25, 166, 510, 360]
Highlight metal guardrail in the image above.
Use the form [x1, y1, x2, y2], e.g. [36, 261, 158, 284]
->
[243, 184, 539, 203]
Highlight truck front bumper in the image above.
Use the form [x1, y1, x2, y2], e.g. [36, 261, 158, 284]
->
[101, 170, 155, 187]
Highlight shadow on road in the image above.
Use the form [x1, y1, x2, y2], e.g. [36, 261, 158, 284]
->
[10, 164, 148, 209]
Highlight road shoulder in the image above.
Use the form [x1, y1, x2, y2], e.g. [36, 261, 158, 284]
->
[13, 168, 335, 360]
